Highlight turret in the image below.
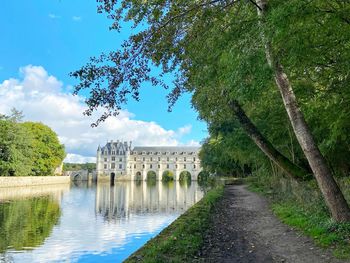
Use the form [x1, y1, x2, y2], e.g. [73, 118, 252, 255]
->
[96, 145, 102, 174]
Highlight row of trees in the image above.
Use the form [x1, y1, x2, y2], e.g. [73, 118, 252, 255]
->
[71, 0, 350, 221]
[0, 109, 66, 176]
[63, 163, 96, 173]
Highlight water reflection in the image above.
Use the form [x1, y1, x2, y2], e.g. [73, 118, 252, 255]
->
[96, 181, 203, 221]
[0, 196, 60, 252]
[0, 181, 204, 262]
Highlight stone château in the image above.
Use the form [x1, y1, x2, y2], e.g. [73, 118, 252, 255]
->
[96, 140, 202, 182]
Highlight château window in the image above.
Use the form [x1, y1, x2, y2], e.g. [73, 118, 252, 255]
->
[194, 164, 196, 169]
[134, 157, 136, 161]
[158, 157, 161, 161]
[184, 164, 186, 169]
[158, 164, 160, 168]
[167, 164, 169, 169]
[167, 157, 169, 161]
[175, 157, 178, 161]
[142, 164, 145, 169]
[112, 151, 115, 155]
[119, 164, 122, 169]
[143, 157, 145, 161]
[104, 164, 107, 169]
[104, 158, 107, 162]
[150, 164, 153, 169]
[134, 164, 136, 169]
[111, 163, 115, 169]
[150, 157, 153, 161]
[184, 157, 187, 162]
[193, 157, 196, 161]
[175, 164, 178, 169]
[119, 158, 122, 162]
[112, 157, 115, 161]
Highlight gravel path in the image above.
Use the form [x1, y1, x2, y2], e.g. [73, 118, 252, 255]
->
[196, 185, 347, 263]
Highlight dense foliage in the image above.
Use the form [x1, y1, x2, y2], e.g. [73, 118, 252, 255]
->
[0, 110, 66, 176]
[23, 122, 66, 176]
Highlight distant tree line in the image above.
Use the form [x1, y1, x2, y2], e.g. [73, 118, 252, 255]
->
[0, 109, 66, 176]
[63, 163, 96, 172]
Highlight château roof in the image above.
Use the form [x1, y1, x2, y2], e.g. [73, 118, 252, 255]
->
[100, 140, 131, 153]
[98, 140, 200, 154]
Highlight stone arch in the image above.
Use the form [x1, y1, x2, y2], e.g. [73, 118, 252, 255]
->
[110, 172, 115, 185]
[162, 170, 174, 182]
[146, 170, 157, 181]
[135, 171, 142, 181]
[179, 170, 191, 182]
[73, 174, 81, 181]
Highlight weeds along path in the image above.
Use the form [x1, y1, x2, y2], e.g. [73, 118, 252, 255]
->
[196, 185, 345, 263]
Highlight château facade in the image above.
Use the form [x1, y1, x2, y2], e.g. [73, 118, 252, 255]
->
[96, 140, 202, 182]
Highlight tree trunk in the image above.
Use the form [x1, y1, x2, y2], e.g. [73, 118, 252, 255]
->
[256, 0, 350, 222]
[229, 99, 310, 180]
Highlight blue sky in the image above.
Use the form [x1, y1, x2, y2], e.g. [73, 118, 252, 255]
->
[0, 0, 207, 162]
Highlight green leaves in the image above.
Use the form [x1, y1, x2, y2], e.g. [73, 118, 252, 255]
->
[0, 114, 65, 176]
[22, 122, 66, 176]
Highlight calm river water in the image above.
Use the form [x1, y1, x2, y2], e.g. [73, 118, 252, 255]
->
[0, 181, 205, 263]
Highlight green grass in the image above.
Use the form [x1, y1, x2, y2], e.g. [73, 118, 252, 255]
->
[124, 185, 225, 263]
[245, 175, 350, 259]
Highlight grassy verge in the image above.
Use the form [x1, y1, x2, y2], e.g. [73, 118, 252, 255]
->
[125, 185, 225, 263]
[245, 175, 350, 259]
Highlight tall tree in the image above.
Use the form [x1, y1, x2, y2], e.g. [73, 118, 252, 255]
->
[22, 122, 66, 176]
[0, 112, 33, 176]
[255, 0, 350, 221]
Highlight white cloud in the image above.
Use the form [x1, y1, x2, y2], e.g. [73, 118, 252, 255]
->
[0, 65, 196, 162]
[177, 125, 192, 136]
[64, 153, 96, 163]
[48, 13, 61, 19]
[184, 140, 200, 147]
[72, 16, 82, 21]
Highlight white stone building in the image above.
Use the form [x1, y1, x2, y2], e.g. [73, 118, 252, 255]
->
[96, 140, 202, 182]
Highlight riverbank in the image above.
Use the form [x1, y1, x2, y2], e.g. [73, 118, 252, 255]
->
[125, 185, 225, 262]
[0, 176, 70, 188]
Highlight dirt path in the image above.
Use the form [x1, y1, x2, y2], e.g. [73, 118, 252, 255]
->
[196, 185, 347, 263]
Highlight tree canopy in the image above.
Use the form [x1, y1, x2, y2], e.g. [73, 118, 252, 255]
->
[0, 111, 66, 176]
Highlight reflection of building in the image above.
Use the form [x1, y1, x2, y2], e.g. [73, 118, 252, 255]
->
[96, 140, 202, 181]
[95, 182, 204, 221]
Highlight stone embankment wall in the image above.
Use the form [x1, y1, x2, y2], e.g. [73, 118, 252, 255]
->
[0, 176, 70, 188]
[0, 183, 70, 201]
